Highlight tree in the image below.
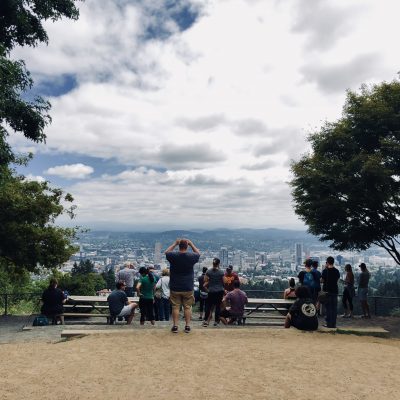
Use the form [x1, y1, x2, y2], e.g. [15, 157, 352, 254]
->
[290, 80, 400, 265]
[0, 1, 81, 274]
[71, 259, 95, 276]
[0, 165, 77, 272]
[0, 0, 80, 163]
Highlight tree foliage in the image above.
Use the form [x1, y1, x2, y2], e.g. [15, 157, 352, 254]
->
[0, 165, 78, 272]
[71, 259, 95, 276]
[291, 80, 400, 265]
[0, 1, 81, 274]
[0, 0, 80, 51]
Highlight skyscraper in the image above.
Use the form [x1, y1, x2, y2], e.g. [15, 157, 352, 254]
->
[295, 243, 303, 266]
[220, 246, 229, 267]
[154, 242, 162, 265]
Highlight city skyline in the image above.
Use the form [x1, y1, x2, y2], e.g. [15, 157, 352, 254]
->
[11, 0, 400, 230]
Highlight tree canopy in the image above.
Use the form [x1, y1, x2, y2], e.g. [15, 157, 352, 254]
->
[0, 1, 81, 274]
[290, 80, 400, 265]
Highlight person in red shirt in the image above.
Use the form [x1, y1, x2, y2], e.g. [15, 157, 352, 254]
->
[223, 265, 239, 292]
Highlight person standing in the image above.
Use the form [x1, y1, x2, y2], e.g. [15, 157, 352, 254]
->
[321, 256, 340, 328]
[165, 238, 201, 333]
[298, 259, 315, 295]
[341, 264, 355, 318]
[136, 267, 156, 325]
[198, 267, 208, 320]
[155, 268, 171, 321]
[358, 263, 371, 319]
[203, 258, 225, 327]
[115, 263, 136, 297]
[223, 265, 240, 292]
[311, 260, 322, 305]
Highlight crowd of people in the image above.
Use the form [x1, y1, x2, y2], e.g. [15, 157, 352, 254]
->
[284, 257, 371, 331]
[40, 238, 371, 333]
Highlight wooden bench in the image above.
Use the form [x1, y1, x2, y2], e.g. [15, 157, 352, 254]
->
[244, 307, 289, 312]
[57, 312, 113, 324]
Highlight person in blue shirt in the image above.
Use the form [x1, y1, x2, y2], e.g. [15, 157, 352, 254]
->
[165, 238, 200, 334]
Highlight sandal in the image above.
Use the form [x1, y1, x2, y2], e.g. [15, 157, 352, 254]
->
[171, 325, 178, 333]
[202, 321, 209, 327]
[184, 325, 191, 333]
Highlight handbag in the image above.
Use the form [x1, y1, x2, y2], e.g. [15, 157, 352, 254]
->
[154, 278, 163, 299]
[317, 290, 328, 304]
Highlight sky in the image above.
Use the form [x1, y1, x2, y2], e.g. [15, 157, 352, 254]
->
[10, 0, 400, 231]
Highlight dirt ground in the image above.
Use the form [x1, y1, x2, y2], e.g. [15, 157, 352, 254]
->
[0, 328, 399, 400]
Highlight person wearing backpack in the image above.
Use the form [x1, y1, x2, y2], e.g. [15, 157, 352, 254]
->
[298, 259, 315, 293]
[284, 286, 318, 331]
[310, 260, 322, 305]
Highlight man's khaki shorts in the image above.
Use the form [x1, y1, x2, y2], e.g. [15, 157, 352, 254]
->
[170, 291, 195, 310]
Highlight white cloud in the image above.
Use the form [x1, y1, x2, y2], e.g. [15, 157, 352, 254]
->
[10, 0, 400, 229]
[24, 174, 46, 183]
[45, 164, 94, 179]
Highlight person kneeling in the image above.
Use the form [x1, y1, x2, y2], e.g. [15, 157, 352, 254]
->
[284, 286, 318, 331]
[107, 281, 137, 324]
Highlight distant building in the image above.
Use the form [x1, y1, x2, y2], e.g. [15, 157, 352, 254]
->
[154, 242, 162, 265]
[220, 247, 229, 267]
[295, 243, 303, 266]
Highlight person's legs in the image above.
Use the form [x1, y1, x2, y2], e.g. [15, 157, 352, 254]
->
[331, 294, 338, 328]
[169, 291, 181, 328]
[204, 294, 214, 323]
[214, 291, 224, 324]
[158, 298, 165, 321]
[325, 296, 333, 327]
[126, 303, 137, 325]
[199, 298, 205, 319]
[348, 292, 353, 316]
[342, 288, 349, 316]
[162, 298, 170, 321]
[139, 298, 145, 325]
[145, 299, 155, 325]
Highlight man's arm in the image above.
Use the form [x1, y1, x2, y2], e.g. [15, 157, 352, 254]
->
[136, 281, 142, 297]
[187, 240, 200, 255]
[164, 239, 180, 254]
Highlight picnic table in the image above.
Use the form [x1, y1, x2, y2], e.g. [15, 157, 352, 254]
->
[242, 298, 296, 324]
[61, 295, 139, 324]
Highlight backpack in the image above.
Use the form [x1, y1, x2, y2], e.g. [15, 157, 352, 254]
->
[33, 315, 49, 326]
[302, 271, 315, 288]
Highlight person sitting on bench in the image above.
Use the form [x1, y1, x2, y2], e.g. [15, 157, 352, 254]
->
[41, 278, 66, 324]
[220, 280, 248, 325]
[107, 281, 137, 324]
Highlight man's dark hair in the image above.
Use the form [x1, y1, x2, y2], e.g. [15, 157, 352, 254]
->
[295, 285, 311, 299]
[359, 263, 367, 271]
[179, 239, 188, 250]
[326, 256, 335, 265]
[312, 260, 319, 269]
[213, 257, 220, 265]
[304, 259, 312, 268]
[116, 280, 125, 290]
[233, 280, 240, 289]
[202, 267, 208, 274]
[49, 278, 58, 288]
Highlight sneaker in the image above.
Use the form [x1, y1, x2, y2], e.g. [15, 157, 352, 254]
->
[184, 325, 191, 333]
[213, 322, 219, 327]
[202, 321, 209, 327]
[171, 325, 178, 333]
